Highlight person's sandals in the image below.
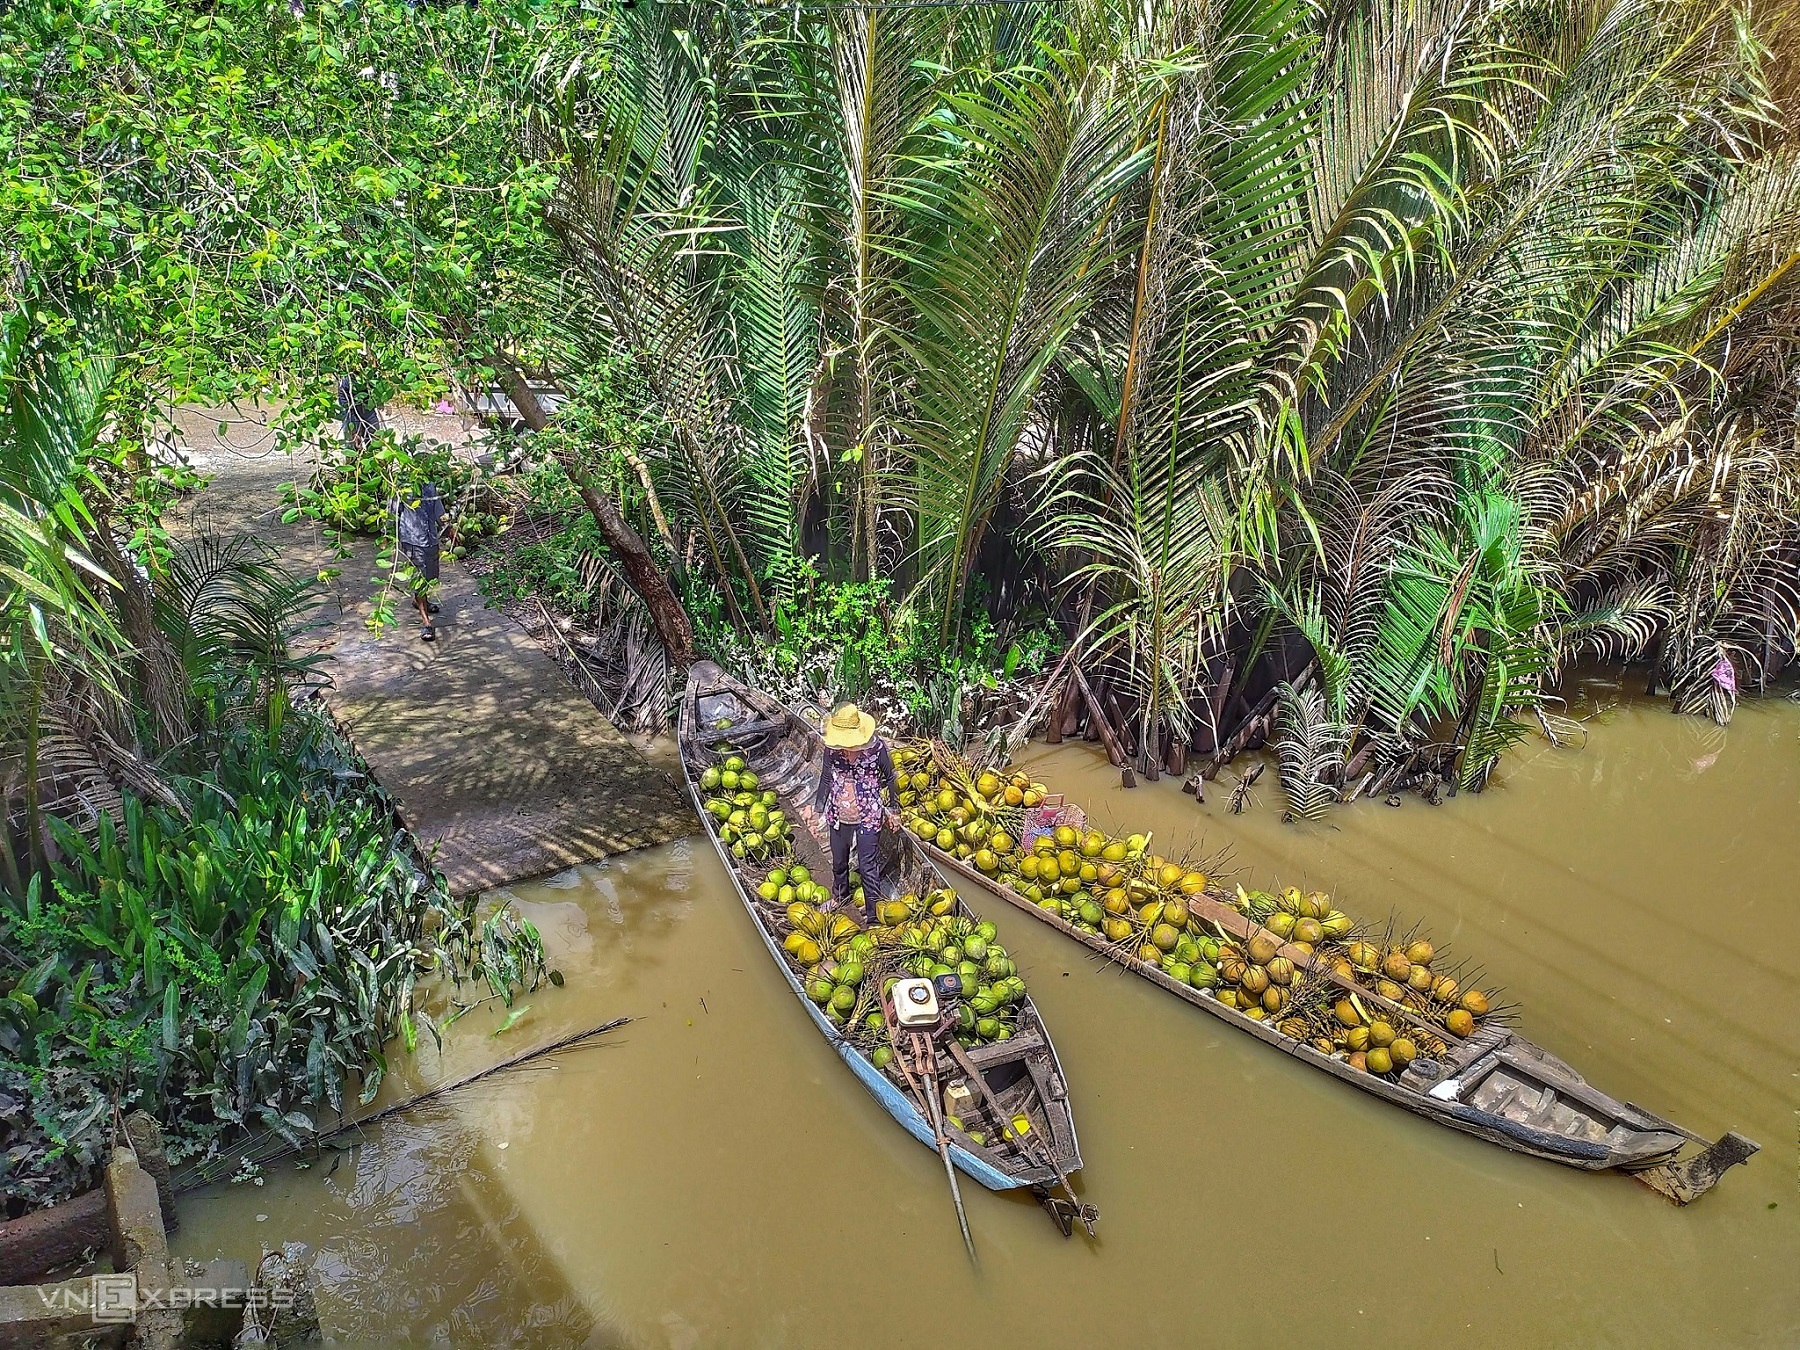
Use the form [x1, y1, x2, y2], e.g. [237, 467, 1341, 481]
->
[421, 624, 436, 642]
[427, 601, 441, 615]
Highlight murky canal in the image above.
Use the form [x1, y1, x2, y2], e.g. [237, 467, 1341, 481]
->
[175, 678, 1800, 1346]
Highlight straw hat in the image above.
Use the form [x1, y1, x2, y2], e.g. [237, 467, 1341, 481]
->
[822, 702, 877, 750]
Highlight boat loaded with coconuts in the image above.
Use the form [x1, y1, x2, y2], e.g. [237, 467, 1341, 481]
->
[892, 740, 1757, 1205]
[678, 664, 1096, 1241]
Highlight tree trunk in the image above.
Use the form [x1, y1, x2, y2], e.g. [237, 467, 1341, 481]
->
[487, 351, 696, 670]
[553, 452, 695, 672]
[1070, 666, 1128, 774]
[490, 351, 551, 432]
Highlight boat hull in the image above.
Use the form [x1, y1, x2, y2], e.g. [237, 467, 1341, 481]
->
[684, 781, 1024, 1190]
[916, 830, 1728, 1180]
[679, 665, 1083, 1195]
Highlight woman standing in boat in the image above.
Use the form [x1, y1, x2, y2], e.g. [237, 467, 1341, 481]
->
[808, 704, 900, 924]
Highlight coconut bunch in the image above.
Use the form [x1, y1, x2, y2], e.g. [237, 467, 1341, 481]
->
[438, 473, 509, 559]
[1073, 839, 1212, 951]
[892, 743, 1038, 874]
[1326, 988, 1448, 1074]
[769, 871, 880, 1027]
[698, 750, 793, 863]
[1332, 921, 1498, 1041]
[1220, 895, 1499, 1077]
[1232, 886, 1355, 951]
[900, 745, 1506, 1083]
[872, 892, 1030, 1051]
[1004, 825, 1216, 975]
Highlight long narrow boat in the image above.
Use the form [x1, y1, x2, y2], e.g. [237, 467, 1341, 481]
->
[907, 753, 1755, 1204]
[678, 664, 1091, 1228]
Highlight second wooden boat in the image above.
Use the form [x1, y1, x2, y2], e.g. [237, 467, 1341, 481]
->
[903, 746, 1755, 1204]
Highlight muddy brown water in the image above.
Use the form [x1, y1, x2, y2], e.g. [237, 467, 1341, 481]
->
[175, 679, 1800, 1346]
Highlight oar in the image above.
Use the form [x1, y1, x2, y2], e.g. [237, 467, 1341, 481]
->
[914, 1031, 978, 1267]
[880, 996, 977, 1267]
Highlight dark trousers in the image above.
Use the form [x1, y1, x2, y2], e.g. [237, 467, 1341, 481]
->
[830, 821, 881, 921]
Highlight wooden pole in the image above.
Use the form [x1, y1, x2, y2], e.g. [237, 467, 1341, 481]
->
[1070, 666, 1127, 770]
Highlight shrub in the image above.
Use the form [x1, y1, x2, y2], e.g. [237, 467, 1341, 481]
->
[0, 716, 549, 1214]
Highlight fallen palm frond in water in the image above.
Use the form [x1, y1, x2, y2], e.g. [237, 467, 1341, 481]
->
[170, 1014, 632, 1194]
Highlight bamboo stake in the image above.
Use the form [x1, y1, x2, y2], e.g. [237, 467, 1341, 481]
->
[1069, 666, 1127, 771]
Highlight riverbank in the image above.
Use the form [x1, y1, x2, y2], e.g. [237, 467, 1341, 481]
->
[173, 407, 692, 894]
[169, 680, 1800, 1347]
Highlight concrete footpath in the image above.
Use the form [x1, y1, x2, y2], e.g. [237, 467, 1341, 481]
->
[174, 406, 692, 895]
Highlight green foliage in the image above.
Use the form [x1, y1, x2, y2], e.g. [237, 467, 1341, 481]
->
[714, 570, 1052, 725]
[2, 0, 574, 462]
[0, 716, 551, 1211]
[482, 509, 616, 620]
[282, 431, 510, 556]
[0, 310, 126, 743]
[0, 308, 551, 1213]
[280, 427, 516, 632]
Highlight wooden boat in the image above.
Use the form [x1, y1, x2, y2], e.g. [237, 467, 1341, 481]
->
[911, 779, 1756, 1204]
[678, 664, 1093, 1230]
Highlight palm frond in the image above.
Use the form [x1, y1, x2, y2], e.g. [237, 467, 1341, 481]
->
[1275, 680, 1349, 820]
[894, 30, 1159, 643]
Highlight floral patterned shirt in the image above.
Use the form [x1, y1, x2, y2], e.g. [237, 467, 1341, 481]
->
[813, 740, 899, 828]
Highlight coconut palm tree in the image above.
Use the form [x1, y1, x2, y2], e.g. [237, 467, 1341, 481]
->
[523, 0, 1800, 779]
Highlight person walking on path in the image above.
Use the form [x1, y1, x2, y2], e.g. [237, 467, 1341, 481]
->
[807, 704, 900, 924]
[392, 482, 445, 641]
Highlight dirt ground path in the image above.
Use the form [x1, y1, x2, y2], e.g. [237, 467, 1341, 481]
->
[173, 405, 693, 895]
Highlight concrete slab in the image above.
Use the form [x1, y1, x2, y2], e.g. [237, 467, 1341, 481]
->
[173, 406, 693, 895]
[0, 1278, 128, 1348]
